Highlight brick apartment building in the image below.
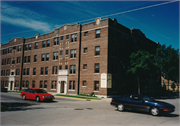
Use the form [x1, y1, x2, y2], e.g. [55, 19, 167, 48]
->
[1, 18, 160, 96]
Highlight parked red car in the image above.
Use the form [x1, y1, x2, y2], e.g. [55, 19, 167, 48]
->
[20, 88, 55, 102]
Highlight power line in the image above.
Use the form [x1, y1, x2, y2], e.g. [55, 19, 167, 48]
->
[1, 0, 177, 37]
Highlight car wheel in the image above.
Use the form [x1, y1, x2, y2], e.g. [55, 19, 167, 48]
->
[151, 107, 159, 116]
[117, 104, 124, 111]
[22, 94, 26, 100]
[36, 96, 40, 102]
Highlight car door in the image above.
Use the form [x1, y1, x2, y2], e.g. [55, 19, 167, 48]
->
[25, 89, 31, 99]
[129, 95, 145, 111]
[28, 89, 36, 100]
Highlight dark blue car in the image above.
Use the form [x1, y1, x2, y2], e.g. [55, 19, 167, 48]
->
[111, 94, 175, 116]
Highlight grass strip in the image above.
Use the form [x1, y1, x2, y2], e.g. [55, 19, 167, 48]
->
[55, 94, 102, 100]
[8, 91, 22, 93]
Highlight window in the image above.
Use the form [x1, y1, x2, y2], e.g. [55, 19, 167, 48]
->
[22, 81, 25, 87]
[69, 81, 75, 90]
[13, 46, 16, 50]
[84, 31, 88, 36]
[28, 56, 30, 63]
[2, 59, 6, 65]
[54, 37, 59, 45]
[71, 33, 77, 42]
[45, 67, 48, 74]
[23, 68, 26, 75]
[2, 49, 7, 55]
[24, 56, 27, 63]
[51, 81, 57, 89]
[95, 46, 100, 55]
[52, 66, 58, 74]
[82, 81, 87, 86]
[112, 30, 117, 39]
[70, 49, 76, 58]
[61, 36, 63, 40]
[66, 35, 69, 39]
[42, 41, 46, 48]
[40, 81, 43, 88]
[32, 81, 35, 88]
[34, 55, 37, 62]
[18, 45, 22, 52]
[29, 44, 31, 50]
[60, 51, 63, 56]
[17, 57, 21, 63]
[70, 65, 76, 74]
[95, 29, 100, 38]
[134, 39, 137, 43]
[83, 64, 87, 69]
[26, 81, 29, 88]
[7, 58, 11, 64]
[44, 80, 47, 88]
[5, 81, 8, 87]
[6, 69, 10, 76]
[16, 69, 20, 75]
[122, 34, 124, 38]
[46, 53, 49, 61]
[35, 42, 38, 49]
[1, 70, 3, 76]
[12, 60, 15, 64]
[41, 54, 45, 61]
[94, 81, 99, 91]
[27, 68, 30, 75]
[41, 67, 44, 75]
[65, 65, 68, 70]
[15, 81, 19, 88]
[53, 52, 58, 60]
[47, 40, 50, 47]
[66, 50, 69, 55]
[25, 45, 28, 51]
[8, 47, 12, 53]
[95, 63, 100, 73]
[83, 48, 87, 53]
[33, 68, 36, 75]
[11, 71, 14, 75]
[59, 66, 62, 70]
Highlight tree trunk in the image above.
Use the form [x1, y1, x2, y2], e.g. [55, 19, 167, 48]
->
[137, 77, 140, 94]
[168, 79, 169, 90]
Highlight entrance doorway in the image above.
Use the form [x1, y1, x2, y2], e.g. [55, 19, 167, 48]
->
[60, 81, 65, 93]
[10, 81, 13, 90]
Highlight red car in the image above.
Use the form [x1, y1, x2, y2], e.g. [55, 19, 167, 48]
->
[20, 88, 55, 102]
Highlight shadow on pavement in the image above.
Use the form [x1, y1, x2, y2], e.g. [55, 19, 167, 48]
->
[115, 109, 179, 117]
[1, 102, 44, 112]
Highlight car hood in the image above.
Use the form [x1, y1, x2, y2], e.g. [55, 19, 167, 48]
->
[154, 100, 174, 107]
[36, 93, 54, 96]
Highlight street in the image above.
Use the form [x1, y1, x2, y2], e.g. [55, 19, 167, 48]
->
[1, 92, 180, 126]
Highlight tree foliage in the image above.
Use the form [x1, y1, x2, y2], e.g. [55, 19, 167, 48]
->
[171, 82, 176, 91]
[127, 50, 159, 94]
[127, 44, 179, 94]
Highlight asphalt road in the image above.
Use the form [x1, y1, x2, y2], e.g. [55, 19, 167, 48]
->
[1, 92, 180, 126]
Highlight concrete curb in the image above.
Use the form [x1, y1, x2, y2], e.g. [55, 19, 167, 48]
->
[54, 95, 100, 101]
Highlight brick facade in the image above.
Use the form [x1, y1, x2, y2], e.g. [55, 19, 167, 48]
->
[1, 18, 160, 96]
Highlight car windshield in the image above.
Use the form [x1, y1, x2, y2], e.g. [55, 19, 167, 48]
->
[35, 89, 47, 93]
[141, 95, 154, 101]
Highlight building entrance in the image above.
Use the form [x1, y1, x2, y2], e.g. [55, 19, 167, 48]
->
[60, 81, 65, 93]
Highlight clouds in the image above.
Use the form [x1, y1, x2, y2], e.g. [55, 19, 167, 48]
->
[1, 2, 52, 32]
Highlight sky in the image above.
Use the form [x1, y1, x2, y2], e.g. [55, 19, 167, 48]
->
[0, 0, 179, 50]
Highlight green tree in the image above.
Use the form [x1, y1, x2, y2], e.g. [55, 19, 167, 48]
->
[171, 82, 176, 91]
[156, 44, 179, 90]
[127, 50, 159, 94]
